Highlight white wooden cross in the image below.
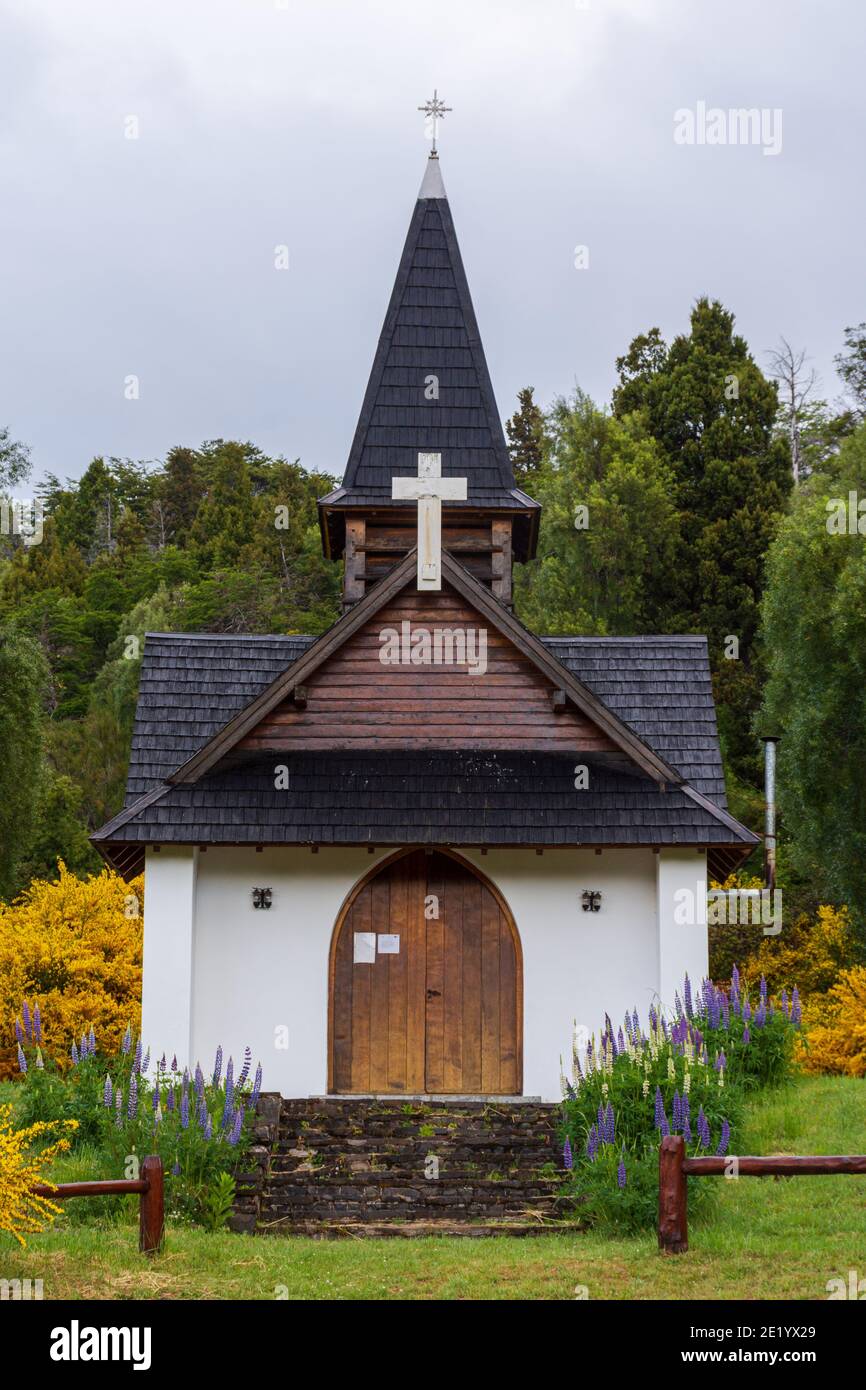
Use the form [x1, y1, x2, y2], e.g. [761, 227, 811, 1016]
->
[392, 452, 467, 590]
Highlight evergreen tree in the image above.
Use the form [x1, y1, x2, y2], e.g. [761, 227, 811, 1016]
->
[505, 387, 549, 491]
[0, 627, 47, 899]
[613, 298, 792, 777]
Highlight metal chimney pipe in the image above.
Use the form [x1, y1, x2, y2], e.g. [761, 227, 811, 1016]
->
[762, 736, 779, 892]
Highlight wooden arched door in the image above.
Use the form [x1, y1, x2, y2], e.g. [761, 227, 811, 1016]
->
[329, 850, 522, 1095]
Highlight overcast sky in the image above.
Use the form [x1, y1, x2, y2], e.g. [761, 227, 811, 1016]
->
[1, 0, 863, 487]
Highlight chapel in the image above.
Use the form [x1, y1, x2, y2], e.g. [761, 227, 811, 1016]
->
[92, 147, 757, 1104]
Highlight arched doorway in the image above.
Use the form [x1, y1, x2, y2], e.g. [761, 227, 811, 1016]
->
[329, 849, 523, 1095]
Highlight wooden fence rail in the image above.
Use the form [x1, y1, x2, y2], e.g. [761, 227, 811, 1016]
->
[31, 1154, 164, 1255]
[659, 1135, 866, 1254]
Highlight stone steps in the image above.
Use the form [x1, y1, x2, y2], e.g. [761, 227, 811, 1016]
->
[232, 1095, 574, 1236]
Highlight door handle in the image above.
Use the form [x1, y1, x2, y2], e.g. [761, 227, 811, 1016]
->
[426, 988, 441, 999]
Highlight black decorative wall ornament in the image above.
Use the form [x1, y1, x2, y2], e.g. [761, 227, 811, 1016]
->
[581, 890, 602, 913]
[252, 888, 273, 910]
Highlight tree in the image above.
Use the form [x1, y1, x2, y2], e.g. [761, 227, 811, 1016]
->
[0, 627, 47, 900]
[0, 426, 31, 492]
[759, 421, 866, 921]
[505, 387, 549, 491]
[613, 298, 793, 777]
[835, 322, 866, 419]
[514, 391, 679, 635]
[765, 338, 819, 485]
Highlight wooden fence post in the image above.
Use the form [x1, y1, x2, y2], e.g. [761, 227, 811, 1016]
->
[658, 1135, 688, 1254]
[139, 1155, 164, 1255]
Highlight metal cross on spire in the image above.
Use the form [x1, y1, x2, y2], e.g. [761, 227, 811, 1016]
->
[418, 89, 452, 156]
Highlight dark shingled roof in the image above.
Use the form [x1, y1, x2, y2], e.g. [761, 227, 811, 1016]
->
[319, 158, 538, 522]
[93, 630, 756, 878]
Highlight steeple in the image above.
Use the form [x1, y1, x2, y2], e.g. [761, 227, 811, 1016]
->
[319, 152, 540, 608]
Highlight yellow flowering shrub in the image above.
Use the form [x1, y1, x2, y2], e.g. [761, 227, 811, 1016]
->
[734, 903, 857, 1000]
[798, 967, 866, 1077]
[0, 863, 142, 1080]
[0, 1105, 78, 1245]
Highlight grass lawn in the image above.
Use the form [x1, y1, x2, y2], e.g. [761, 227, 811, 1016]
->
[2, 1075, 865, 1300]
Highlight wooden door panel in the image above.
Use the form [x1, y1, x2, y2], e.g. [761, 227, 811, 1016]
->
[330, 850, 520, 1095]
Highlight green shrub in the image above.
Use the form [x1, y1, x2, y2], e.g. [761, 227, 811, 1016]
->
[13, 1010, 262, 1227]
[559, 971, 801, 1234]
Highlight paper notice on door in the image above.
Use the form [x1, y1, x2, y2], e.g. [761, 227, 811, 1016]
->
[377, 934, 400, 954]
[353, 932, 376, 964]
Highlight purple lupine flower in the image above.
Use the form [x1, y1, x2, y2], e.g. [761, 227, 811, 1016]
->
[732, 963, 740, 993]
[204, 1114, 213, 1140]
[89, 1025, 96, 1054]
[648, 1004, 657, 1031]
[632, 1008, 639, 1039]
[22, 1000, 32, 1041]
[684, 974, 693, 1019]
[80, 1033, 88, 1059]
[225, 1057, 234, 1110]
[760, 975, 768, 1001]
[198, 1100, 208, 1130]
[17, 1043, 27, 1073]
[743, 1025, 751, 1045]
[34, 1004, 42, 1043]
[716, 1119, 731, 1157]
[121, 1024, 132, 1054]
[222, 1102, 234, 1133]
[780, 988, 789, 1018]
[14, 1017, 23, 1044]
[115, 1089, 124, 1127]
[563, 1137, 573, 1170]
[250, 1062, 262, 1108]
[35, 1048, 44, 1070]
[697, 1106, 710, 1148]
[238, 1046, 252, 1088]
[742, 997, 752, 1024]
[617, 1155, 627, 1189]
[159, 1053, 167, 1072]
[172, 1160, 181, 1176]
[720, 992, 729, 1028]
[212, 1045, 223, 1087]
[103, 1074, 113, 1107]
[71, 1040, 79, 1065]
[180, 1086, 190, 1130]
[194, 1064, 205, 1101]
[659, 1113, 670, 1138]
[152, 1084, 160, 1112]
[604, 1104, 615, 1145]
[142, 1048, 150, 1074]
[755, 999, 767, 1028]
[674, 991, 684, 1021]
[133, 1039, 143, 1074]
[791, 987, 801, 1026]
[683, 1113, 692, 1143]
[714, 1050, 724, 1071]
[128, 1074, 139, 1119]
[672, 1089, 682, 1130]
[166, 1086, 176, 1112]
[586, 1125, 599, 1161]
[170, 1054, 177, 1073]
[617, 1027, 625, 1056]
[654, 1086, 666, 1131]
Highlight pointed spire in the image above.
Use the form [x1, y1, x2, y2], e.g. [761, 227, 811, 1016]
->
[418, 153, 447, 200]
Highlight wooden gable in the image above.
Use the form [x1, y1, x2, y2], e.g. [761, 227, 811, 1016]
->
[236, 582, 620, 756]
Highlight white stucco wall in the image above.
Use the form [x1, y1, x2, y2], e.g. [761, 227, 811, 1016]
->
[140, 843, 709, 1102]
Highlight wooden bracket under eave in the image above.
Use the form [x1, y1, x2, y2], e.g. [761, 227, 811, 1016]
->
[551, 689, 567, 713]
[293, 686, 308, 709]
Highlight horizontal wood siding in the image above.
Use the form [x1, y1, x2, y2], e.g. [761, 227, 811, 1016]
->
[239, 588, 619, 755]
